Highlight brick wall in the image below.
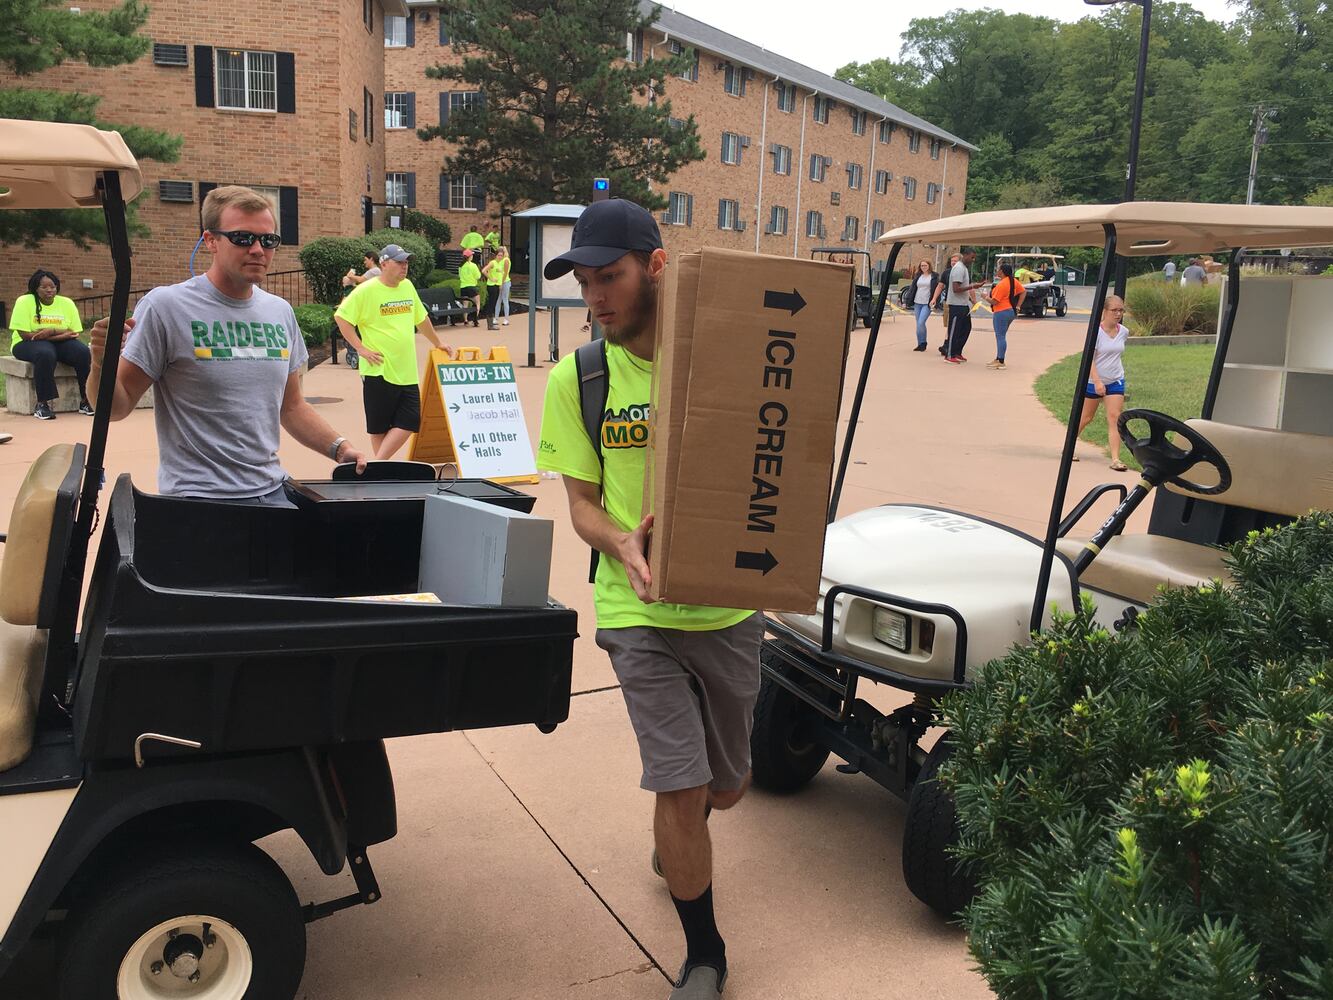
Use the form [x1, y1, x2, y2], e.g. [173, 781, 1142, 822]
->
[0, 0, 393, 313]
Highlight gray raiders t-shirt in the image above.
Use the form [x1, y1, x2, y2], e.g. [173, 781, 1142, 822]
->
[123, 274, 308, 499]
[945, 260, 972, 306]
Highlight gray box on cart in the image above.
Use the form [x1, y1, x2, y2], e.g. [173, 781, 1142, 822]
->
[419, 493, 553, 606]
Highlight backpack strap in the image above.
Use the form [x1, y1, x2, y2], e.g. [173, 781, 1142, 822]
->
[573, 339, 609, 583]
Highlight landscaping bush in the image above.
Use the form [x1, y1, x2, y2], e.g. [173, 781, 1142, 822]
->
[1125, 276, 1221, 337]
[944, 512, 1333, 999]
[426, 268, 453, 287]
[400, 208, 451, 248]
[365, 228, 434, 288]
[298, 236, 380, 304]
[431, 275, 487, 310]
[294, 303, 335, 347]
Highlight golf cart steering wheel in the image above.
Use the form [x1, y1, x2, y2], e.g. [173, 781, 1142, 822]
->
[1116, 408, 1232, 495]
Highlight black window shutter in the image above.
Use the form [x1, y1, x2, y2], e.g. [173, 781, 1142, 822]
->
[472, 179, 486, 212]
[440, 174, 451, 209]
[194, 46, 215, 107]
[406, 12, 415, 46]
[686, 195, 693, 228]
[406, 173, 417, 209]
[476, 91, 486, 112]
[197, 181, 218, 230]
[279, 187, 299, 245]
[440, 93, 449, 127]
[276, 52, 296, 114]
[405, 92, 416, 129]
[439, 17, 449, 44]
[717, 200, 725, 228]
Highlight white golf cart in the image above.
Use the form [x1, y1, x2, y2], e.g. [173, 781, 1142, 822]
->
[993, 251, 1069, 317]
[0, 121, 576, 998]
[749, 201, 1333, 914]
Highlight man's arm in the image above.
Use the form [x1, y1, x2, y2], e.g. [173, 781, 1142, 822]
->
[333, 315, 382, 366]
[562, 475, 655, 603]
[88, 316, 154, 420]
[278, 372, 368, 473]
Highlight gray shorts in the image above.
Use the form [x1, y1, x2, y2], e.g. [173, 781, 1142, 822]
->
[596, 613, 763, 794]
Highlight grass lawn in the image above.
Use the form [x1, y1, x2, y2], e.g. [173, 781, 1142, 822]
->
[1033, 343, 1216, 469]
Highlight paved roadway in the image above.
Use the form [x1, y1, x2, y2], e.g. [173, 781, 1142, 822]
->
[1, 292, 1133, 1000]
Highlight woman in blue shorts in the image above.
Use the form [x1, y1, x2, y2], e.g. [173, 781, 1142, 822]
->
[1076, 294, 1130, 471]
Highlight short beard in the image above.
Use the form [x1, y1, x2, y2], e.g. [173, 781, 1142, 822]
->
[600, 269, 657, 346]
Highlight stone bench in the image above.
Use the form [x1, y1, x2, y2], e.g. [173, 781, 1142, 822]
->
[0, 356, 154, 414]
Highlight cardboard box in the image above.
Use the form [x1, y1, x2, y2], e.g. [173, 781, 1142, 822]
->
[646, 247, 853, 612]
[419, 493, 553, 606]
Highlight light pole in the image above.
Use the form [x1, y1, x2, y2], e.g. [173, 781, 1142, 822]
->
[1085, 0, 1152, 296]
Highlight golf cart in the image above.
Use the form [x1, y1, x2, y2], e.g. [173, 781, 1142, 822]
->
[0, 121, 576, 998]
[810, 247, 875, 328]
[995, 252, 1068, 317]
[750, 201, 1333, 915]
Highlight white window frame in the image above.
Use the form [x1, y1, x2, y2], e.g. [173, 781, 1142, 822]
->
[449, 173, 478, 211]
[805, 210, 824, 239]
[875, 169, 891, 195]
[772, 144, 791, 175]
[851, 110, 866, 135]
[847, 163, 863, 190]
[930, 138, 942, 159]
[768, 205, 788, 236]
[776, 82, 795, 113]
[877, 120, 893, 144]
[908, 129, 921, 153]
[813, 96, 830, 124]
[870, 219, 885, 242]
[718, 198, 739, 230]
[842, 216, 859, 241]
[450, 90, 480, 114]
[809, 154, 828, 183]
[927, 182, 939, 204]
[385, 172, 409, 206]
[385, 91, 409, 130]
[721, 132, 741, 166]
[667, 191, 691, 226]
[384, 14, 407, 47]
[216, 49, 277, 113]
[723, 65, 743, 97]
[904, 176, 917, 200]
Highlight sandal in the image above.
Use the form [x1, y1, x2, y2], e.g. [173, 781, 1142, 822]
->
[1110, 460, 1128, 472]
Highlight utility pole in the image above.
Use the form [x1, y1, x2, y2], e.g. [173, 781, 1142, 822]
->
[1247, 107, 1274, 205]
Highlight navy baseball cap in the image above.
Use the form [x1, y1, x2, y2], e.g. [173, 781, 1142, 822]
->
[543, 199, 663, 280]
[379, 243, 413, 262]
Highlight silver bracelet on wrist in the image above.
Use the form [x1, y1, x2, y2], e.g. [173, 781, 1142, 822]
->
[329, 436, 347, 461]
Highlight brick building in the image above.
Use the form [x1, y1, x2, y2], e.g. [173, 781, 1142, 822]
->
[0, 0, 407, 312]
[385, 1, 975, 271]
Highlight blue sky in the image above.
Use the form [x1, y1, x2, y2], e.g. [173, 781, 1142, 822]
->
[664, 0, 1238, 76]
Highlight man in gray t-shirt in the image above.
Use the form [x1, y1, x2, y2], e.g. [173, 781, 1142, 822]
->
[1181, 260, 1207, 286]
[90, 185, 366, 502]
[938, 248, 981, 361]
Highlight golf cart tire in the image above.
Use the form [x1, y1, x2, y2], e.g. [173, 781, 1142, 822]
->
[1055, 297, 1067, 318]
[901, 737, 978, 917]
[750, 652, 831, 793]
[1034, 298, 1047, 318]
[58, 840, 305, 1000]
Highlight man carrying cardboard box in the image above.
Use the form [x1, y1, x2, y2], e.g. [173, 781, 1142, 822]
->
[537, 199, 761, 1000]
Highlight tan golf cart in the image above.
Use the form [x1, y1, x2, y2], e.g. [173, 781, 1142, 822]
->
[750, 201, 1333, 914]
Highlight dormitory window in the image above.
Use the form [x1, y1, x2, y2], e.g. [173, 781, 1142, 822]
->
[776, 82, 795, 112]
[669, 40, 698, 82]
[768, 205, 788, 236]
[842, 216, 859, 241]
[216, 49, 276, 111]
[813, 96, 832, 124]
[385, 92, 411, 129]
[805, 210, 824, 239]
[771, 144, 791, 175]
[665, 191, 693, 226]
[450, 91, 480, 114]
[930, 138, 942, 159]
[717, 199, 739, 230]
[875, 169, 891, 194]
[809, 154, 829, 182]
[363, 87, 373, 142]
[870, 219, 886, 241]
[721, 132, 743, 166]
[847, 163, 863, 190]
[626, 29, 643, 63]
[904, 176, 918, 200]
[386, 172, 409, 205]
[449, 174, 478, 211]
[877, 120, 893, 144]
[908, 129, 921, 153]
[851, 110, 866, 135]
[927, 182, 939, 204]
[723, 65, 745, 97]
[384, 15, 407, 47]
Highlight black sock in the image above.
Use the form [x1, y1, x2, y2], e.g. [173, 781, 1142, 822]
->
[672, 884, 726, 973]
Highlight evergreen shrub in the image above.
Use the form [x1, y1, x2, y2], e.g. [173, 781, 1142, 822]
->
[945, 512, 1333, 1000]
[400, 208, 451, 247]
[293, 303, 335, 346]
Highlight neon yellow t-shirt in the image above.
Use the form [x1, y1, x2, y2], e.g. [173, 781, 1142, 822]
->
[537, 343, 753, 631]
[334, 278, 427, 386]
[483, 256, 507, 286]
[460, 232, 484, 250]
[458, 261, 482, 288]
[10, 294, 83, 349]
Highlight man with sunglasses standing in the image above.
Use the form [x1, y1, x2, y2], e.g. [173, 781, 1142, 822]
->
[90, 185, 367, 504]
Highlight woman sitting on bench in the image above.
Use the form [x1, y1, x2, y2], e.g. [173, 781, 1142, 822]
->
[9, 269, 93, 421]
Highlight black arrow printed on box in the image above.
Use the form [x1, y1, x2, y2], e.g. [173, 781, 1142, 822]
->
[735, 549, 778, 575]
[763, 288, 806, 315]
[450, 402, 460, 413]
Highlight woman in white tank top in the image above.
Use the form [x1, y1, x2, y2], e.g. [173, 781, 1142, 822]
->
[1075, 294, 1131, 471]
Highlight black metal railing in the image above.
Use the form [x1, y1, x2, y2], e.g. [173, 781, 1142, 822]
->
[72, 269, 314, 323]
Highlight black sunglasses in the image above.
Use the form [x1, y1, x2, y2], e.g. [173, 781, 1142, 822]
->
[211, 229, 282, 250]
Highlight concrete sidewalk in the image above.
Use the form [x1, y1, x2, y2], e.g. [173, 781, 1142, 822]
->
[0, 303, 1143, 999]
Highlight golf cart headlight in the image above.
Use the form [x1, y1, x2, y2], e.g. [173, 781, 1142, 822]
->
[871, 606, 910, 651]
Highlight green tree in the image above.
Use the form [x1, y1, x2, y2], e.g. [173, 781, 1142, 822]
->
[419, 0, 705, 211]
[832, 57, 926, 114]
[0, 0, 181, 248]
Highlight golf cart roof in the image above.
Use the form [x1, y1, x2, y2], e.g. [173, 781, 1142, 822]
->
[995, 252, 1064, 261]
[0, 119, 143, 209]
[878, 202, 1333, 256]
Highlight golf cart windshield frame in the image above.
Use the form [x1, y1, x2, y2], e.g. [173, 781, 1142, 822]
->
[831, 202, 1333, 639]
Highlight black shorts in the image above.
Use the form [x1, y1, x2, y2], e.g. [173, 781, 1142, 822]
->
[362, 375, 421, 435]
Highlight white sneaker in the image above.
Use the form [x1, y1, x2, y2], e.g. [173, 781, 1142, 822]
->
[502, 319, 509, 326]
